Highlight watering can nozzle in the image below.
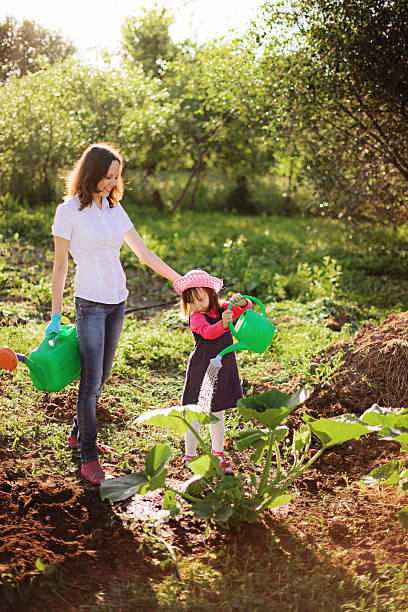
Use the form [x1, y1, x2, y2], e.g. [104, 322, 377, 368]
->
[210, 355, 223, 368]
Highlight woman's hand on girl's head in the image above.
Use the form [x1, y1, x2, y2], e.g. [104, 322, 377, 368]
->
[222, 309, 234, 329]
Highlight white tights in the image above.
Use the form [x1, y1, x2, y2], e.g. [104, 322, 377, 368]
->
[185, 411, 225, 456]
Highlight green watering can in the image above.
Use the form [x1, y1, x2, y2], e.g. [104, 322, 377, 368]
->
[0, 324, 81, 392]
[212, 295, 275, 366]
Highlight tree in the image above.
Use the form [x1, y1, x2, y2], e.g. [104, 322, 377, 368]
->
[259, 0, 408, 223]
[0, 16, 75, 81]
[164, 40, 279, 212]
[121, 5, 178, 78]
[0, 58, 160, 205]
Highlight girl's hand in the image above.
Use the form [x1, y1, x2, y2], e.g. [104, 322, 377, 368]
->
[231, 293, 247, 308]
[222, 309, 234, 329]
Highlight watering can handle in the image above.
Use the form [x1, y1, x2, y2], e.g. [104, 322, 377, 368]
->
[226, 295, 266, 336]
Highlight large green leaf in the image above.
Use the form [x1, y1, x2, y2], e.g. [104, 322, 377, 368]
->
[264, 492, 292, 509]
[100, 468, 169, 502]
[377, 428, 408, 450]
[189, 454, 215, 477]
[360, 405, 408, 429]
[100, 444, 171, 501]
[191, 495, 233, 522]
[145, 444, 172, 477]
[237, 387, 310, 429]
[162, 490, 179, 517]
[100, 472, 149, 501]
[135, 405, 217, 435]
[303, 414, 373, 447]
[364, 460, 408, 485]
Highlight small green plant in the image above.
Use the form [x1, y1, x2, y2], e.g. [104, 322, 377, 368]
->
[359, 404, 408, 530]
[310, 350, 345, 387]
[100, 388, 375, 528]
[273, 256, 342, 302]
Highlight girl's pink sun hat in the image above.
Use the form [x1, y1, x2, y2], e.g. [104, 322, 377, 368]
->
[173, 269, 223, 295]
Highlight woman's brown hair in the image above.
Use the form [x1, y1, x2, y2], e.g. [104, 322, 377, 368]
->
[181, 286, 220, 316]
[64, 142, 124, 210]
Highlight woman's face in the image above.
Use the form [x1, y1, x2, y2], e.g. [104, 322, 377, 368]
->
[94, 160, 120, 199]
[188, 287, 210, 314]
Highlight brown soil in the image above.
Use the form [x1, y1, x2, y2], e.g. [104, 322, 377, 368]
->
[1, 313, 408, 610]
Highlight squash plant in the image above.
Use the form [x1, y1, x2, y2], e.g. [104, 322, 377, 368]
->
[100, 389, 375, 527]
[359, 404, 408, 530]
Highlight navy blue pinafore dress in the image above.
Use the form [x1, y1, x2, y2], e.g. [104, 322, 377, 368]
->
[182, 308, 243, 413]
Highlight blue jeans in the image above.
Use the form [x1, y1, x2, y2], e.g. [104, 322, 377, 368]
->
[71, 298, 125, 463]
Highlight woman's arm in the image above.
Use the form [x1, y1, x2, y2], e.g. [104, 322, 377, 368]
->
[124, 228, 180, 282]
[51, 236, 69, 314]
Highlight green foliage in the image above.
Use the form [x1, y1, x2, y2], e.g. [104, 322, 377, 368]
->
[0, 194, 54, 244]
[273, 256, 342, 302]
[101, 444, 171, 501]
[121, 5, 179, 77]
[1, 4, 407, 221]
[259, 0, 408, 223]
[360, 405, 408, 530]
[0, 15, 75, 81]
[309, 349, 345, 387]
[101, 388, 375, 528]
[0, 58, 164, 204]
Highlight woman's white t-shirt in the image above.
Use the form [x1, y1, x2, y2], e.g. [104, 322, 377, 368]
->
[52, 197, 134, 304]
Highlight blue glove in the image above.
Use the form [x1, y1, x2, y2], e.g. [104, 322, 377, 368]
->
[45, 314, 62, 336]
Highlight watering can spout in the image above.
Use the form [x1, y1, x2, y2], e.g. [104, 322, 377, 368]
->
[217, 340, 252, 360]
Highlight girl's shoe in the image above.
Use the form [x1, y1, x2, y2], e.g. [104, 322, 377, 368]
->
[81, 461, 115, 485]
[68, 436, 114, 453]
[181, 455, 197, 470]
[211, 450, 233, 474]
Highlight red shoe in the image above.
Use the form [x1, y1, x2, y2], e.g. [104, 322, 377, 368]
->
[68, 436, 79, 450]
[211, 450, 233, 474]
[68, 437, 114, 453]
[81, 461, 115, 485]
[181, 455, 196, 470]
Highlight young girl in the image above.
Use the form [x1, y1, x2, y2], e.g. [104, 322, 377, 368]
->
[48, 142, 180, 485]
[173, 269, 252, 474]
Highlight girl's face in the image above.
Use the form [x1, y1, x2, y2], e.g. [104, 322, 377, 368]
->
[94, 160, 120, 199]
[188, 287, 210, 314]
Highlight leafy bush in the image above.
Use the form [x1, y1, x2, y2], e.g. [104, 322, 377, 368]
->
[0, 195, 54, 245]
[273, 256, 342, 302]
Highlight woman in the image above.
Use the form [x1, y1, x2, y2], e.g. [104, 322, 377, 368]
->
[47, 142, 180, 484]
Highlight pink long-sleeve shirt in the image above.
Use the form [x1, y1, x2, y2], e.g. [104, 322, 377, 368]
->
[189, 298, 252, 339]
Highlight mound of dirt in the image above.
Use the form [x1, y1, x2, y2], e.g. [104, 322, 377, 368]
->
[303, 311, 408, 418]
